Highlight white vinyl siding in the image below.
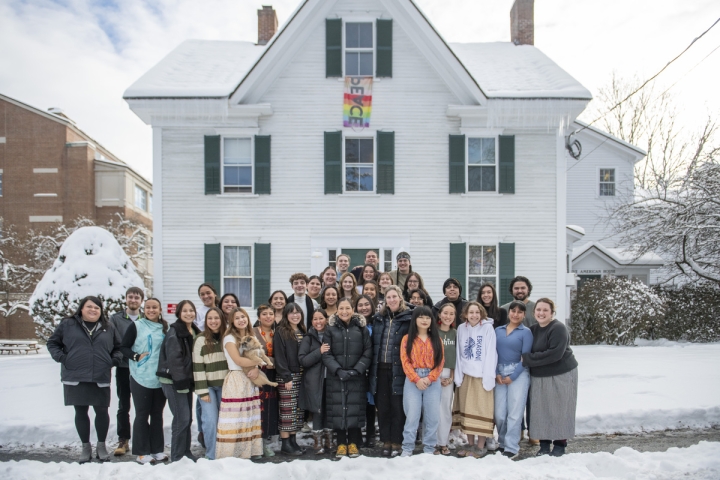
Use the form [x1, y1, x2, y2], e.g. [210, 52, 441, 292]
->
[223, 138, 253, 193]
[223, 245, 253, 307]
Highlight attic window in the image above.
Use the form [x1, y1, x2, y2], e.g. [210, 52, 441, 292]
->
[345, 22, 373, 76]
[599, 168, 615, 196]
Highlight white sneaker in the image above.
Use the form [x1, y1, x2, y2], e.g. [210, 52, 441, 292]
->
[400, 450, 412, 457]
[136, 455, 155, 465]
[152, 452, 169, 462]
[485, 438, 499, 451]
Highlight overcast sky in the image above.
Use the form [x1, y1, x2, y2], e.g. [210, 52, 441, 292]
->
[1, 0, 718, 181]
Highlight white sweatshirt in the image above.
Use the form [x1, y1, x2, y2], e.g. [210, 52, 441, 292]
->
[454, 318, 498, 391]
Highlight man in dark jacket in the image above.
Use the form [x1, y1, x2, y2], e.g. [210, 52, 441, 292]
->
[287, 273, 317, 330]
[433, 278, 468, 326]
[108, 286, 144, 456]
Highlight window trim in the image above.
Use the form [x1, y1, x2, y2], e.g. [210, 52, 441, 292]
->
[343, 18, 376, 78]
[221, 136, 255, 195]
[342, 132, 377, 194]
[466, 136, 499, 194]
[467, 243, 499, 300]
[134, 184, 147, 211]
[221, 244, 255, 307]
[598, 167, 616, 198]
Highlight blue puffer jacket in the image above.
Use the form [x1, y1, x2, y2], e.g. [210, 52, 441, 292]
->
[369, 305, 414, 396]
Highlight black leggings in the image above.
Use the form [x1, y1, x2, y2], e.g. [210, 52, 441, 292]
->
[74, 406, 110, 443]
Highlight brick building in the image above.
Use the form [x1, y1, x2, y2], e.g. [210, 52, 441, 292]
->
[0, 93, 153, 339]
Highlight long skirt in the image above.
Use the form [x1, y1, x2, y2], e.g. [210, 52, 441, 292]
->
[528, 368, 578, 440]
[259, 367, 279, 437]
[452, 375, 494, 437]
[278, 371, 304, 432]
[215, 371, 263, 459]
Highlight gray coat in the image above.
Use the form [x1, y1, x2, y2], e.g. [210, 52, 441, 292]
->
[47, 316, 122, 384]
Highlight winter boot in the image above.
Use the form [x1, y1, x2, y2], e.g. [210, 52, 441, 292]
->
[114, 439, 129, 456]
[263, 438, 276, 457]
[96, 442, 111, 462]
[312, 431, 325, 455]
[289, 433, 305, 454]
[78, 443, 93, 464]
[323, 429, 333, 452]
[281, 437, 302, 456]
[550, 441, 567, 457]
[536, 441, 552, 456]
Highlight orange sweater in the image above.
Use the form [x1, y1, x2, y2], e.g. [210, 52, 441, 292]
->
[400, 334, 444, 383]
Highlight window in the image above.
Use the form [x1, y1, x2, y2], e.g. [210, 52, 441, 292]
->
[599, 168, 615, 196]
[345, 138, 374, 192]
[345, 22, 373, 76]
[148, 194, 153, 214]
[134, 185, 147, 210]
[384, 250, 393, 272]
[468, 245, 497, 300]
[223, 246, 252, 307]
[328, 249, 337, 269]
[468, 138, 496, 192]
[223, 138, 252, 193]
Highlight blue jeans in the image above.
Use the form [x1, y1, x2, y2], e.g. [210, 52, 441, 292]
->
[195, 397, 204, 434]
[402, 368, 442, 454]
[199, 386, 222, 459]
[494, 363, 530, 455]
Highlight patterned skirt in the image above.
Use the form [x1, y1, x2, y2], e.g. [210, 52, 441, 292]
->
[278, 371, 304, 432]
[529, 367, 578, 440]
[215, 371, 263, 459]
[452, 375, 494, 437]
[259, 367, 279, 437]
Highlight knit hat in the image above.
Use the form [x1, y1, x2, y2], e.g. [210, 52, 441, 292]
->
[396, 251, 411, 261]
[443, 278, 462, 294]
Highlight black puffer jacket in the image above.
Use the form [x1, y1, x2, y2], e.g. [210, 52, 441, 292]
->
[298, 327, 326, 414]
[47, 316, 122, 384]
[322, 313, 372, 430]
[156, 321, 199, 391]
[369, 305, 414, 396]
[274, 328, 303, 384]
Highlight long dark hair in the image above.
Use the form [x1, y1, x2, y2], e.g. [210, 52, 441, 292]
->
[354, 294, 376, 322]
[268, 290, 288, 313]
[197, 283, 220, 307]
[405, 306, 443, 370]
[276, 302, 307, 340]
[320, 286, 340, 310]
[358, 263, 379, 286]
[74, 296, 109, 330]
[175, 299, 197, 322]
[402, 272, 429, 302]
[201, 307, 227, 343]
[476, 282, 501, 322]
[144, 297, 169, 334]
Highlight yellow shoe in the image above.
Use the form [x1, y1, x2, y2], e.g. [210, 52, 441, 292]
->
[348, 443, 360, 458]
[336, 444, 348, 457]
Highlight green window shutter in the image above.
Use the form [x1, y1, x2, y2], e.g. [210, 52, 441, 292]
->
[499, 243, 516, 305]
[204, 244, 221, 291]
[326, 18, 342, 78]
[377, 131, 395, 194]
[254, 135, 271, 194]
[324, 131, 343, 194]
[449, 134, 466, 194]
[449, 243, 467, 295]
[376, 19, 393, 78]
[204, 135, 221, 195]
[499, 135, 515, 194]
[254, 243, 271, 307]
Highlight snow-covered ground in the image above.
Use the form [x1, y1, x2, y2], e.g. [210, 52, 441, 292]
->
[2, 442, 719, 479]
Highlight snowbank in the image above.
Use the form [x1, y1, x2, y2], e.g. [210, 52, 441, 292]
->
[0, 343, 718, 446]
[2, 442, 720, 479]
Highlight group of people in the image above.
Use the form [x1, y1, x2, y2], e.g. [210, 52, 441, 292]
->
[47, 250, 578, 464]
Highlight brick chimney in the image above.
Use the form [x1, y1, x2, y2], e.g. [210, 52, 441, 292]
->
[257, 5, 278, 46]
[510, 0, 534, 45]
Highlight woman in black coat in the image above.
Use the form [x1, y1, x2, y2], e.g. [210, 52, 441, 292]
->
[298, 308, 331, 454]
[322, 298, 372, 458]
[47, 296, 122, 464]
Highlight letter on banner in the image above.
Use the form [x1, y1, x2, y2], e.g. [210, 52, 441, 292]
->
[343, 76, 372, 129]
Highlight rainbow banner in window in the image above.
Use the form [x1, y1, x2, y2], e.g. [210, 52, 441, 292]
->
[343, 76, 372, 129]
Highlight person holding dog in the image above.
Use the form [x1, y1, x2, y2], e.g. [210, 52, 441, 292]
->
[215, 307, 263, 459]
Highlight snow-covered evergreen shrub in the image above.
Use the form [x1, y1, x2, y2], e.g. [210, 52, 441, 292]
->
[29, 226, 144, 340]
[654, 282, 720, 342]
[571, 276, 666, 345]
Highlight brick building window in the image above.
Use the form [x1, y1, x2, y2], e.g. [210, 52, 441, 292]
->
[135, 185, 147, 210]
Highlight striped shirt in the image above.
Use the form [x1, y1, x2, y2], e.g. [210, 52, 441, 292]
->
[192, 334, 229, 397]
[400, 335, 444, 383]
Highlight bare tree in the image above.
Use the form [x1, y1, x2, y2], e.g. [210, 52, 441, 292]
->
[0, 221, 42, 317]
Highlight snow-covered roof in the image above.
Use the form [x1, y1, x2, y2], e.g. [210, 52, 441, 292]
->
[448, 43, 592, 100]
[567, 225, 586, 236]
[123, 40, 591, 100]
[123, 40, 266, 98]
[572, 120, 647, 158]
[573, 241, 665, 267]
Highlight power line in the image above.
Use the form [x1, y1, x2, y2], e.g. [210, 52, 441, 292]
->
[656, 42, 720, 99]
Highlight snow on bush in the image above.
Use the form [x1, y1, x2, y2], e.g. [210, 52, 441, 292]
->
[653, 282, 720, 342]
[29, 226, 144, 340]
[571, 276, 666, 345]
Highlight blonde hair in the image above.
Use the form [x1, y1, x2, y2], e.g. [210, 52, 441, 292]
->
[461, 301, 488, 322]
[381, 285, 408, 316]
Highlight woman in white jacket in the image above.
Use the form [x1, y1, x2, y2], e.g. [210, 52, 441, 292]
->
[452, 301, 498, 458]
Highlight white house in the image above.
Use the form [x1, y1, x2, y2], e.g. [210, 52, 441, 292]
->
[124, 0, 599, 322]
